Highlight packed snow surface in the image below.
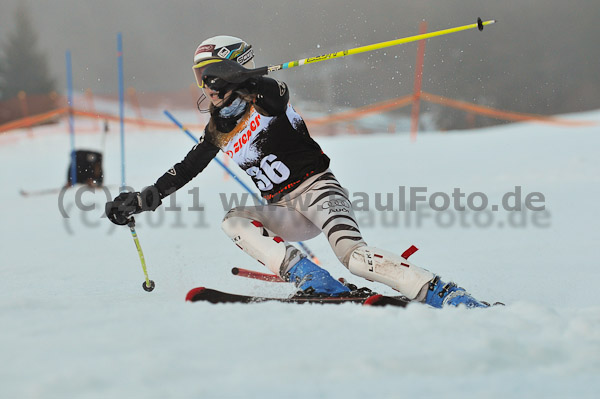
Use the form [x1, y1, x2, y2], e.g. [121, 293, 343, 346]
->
[1, 107, 599, 398]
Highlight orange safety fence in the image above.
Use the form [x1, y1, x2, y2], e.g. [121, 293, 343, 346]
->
[1, 91, 598, 134]
[0, 107, 68, 133]
[305, 92, 598, 128]
[70, 109, 204, 131]
[0, 107, 206, 133]
[308, 96, 413, 126]
[420, 92, 598, 127]
[1, 87, 207, 134]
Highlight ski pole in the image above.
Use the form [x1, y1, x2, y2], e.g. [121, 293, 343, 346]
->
[163, 110, 321, 265]
[263, 18, 495, 72]
[207, 18, 495, 80]
[128, 217, 155, 292]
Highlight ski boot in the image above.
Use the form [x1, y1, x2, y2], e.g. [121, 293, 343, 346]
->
[425, 276, 489, 308]
[287, 257, 351, 297]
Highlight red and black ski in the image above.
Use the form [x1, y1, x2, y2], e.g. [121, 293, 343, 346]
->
[185, 287, 411, 308]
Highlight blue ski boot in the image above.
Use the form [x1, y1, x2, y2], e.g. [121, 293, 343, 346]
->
[425, 276, 489, 308]
[287, 257, 351, 297]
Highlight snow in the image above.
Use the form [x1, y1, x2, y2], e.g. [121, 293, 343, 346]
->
[1, 107, 599, 398]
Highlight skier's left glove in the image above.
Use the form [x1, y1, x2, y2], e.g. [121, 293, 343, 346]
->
[201, 59, 264, 98]
[105, 186, 162, 226]
[234, 78, 259, 101]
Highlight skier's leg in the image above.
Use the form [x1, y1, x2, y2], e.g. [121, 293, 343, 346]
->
[221, 205, 311, 277]
[294, 171, 487, 307]
[221, 206, 349, 295]
[347, 246, 488, 307]
[290, 171, 367, 265]
[347, 246, 433, 299]
[291, 172, 429, 296]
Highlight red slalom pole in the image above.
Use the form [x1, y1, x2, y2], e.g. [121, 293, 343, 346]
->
[231, 267, 285, 283]
[410, 21, 428, 142]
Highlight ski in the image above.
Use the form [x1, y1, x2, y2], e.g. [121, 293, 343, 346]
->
[185, 287, 411, 308]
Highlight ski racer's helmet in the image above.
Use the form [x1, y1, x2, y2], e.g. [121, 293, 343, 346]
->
[193, 35, 255, 88]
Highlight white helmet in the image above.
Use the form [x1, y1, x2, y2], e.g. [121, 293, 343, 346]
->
[193, 35, 255, 88]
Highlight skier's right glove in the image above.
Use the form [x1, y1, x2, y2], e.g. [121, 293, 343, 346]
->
[105, 186, 162, 226]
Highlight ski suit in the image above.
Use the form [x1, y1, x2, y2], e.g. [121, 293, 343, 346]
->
[151, 77, 433, 300]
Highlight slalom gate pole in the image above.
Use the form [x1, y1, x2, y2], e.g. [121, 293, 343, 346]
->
[231, 267, 285, 283]
[410, 21, 428, 142]
[66, 51, 77, 186]
[117, 33, 126, 191]
[263, 18, 495, 73]
[163, 110, 258, 200]
[116, 33, 154, 292]
[163, 110, 321, 264]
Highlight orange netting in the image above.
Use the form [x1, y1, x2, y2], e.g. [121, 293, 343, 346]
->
[1, 89, 597, 134]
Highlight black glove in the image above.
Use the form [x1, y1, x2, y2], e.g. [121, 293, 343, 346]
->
[105, 186, 162, 226]
[202, 59, 265, 98]
[234, 78, 259, 98]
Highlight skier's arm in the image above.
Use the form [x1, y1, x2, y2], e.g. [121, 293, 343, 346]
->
[240, 77, 289, 116]
[154, 138, 220, 198]
[105, 138, 219, 225]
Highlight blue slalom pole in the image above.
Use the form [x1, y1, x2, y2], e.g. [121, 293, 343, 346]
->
[117, 33, 126, 191]
[66, 51, 76, 186]
[163, 110, 259, 201]
[163, 109, 320, 264]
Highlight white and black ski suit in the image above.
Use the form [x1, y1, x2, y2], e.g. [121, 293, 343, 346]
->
[152, 77, 434, 300]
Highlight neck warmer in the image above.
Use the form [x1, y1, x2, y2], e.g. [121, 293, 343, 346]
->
[219, 97, 247, 118]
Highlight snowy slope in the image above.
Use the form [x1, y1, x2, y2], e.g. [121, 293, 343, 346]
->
[1, 109, 599, 399]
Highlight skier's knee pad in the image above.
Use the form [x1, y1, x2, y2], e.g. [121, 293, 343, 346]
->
[221, 216, 293, 277]
[338, 241, 368, 269]
[347, 246, 433, 299]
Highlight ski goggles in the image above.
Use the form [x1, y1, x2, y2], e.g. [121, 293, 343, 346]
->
[193, 58, 223, 89]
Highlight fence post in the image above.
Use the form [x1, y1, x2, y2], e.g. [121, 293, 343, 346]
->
[410, 21, 428, 142]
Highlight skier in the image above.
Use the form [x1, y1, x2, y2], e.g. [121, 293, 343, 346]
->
[106, 35, 488, 308]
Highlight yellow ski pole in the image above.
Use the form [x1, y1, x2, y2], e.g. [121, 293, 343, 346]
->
[128, 217, 155, 292]
[266, 18, 496, 72]
[197, 18, 495, 80]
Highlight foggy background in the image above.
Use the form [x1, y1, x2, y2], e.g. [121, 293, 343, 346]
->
[1, 0, 599, 128]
